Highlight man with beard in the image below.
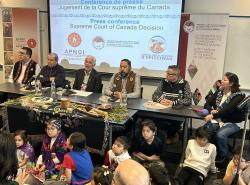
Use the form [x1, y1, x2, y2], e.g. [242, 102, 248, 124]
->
[105, 59, 141, 98]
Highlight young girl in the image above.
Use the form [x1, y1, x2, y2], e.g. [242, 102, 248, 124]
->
[91, 166, 113, 185]
[63, 132, 93, 185]
[133, 120, 164, 168]
[174, 127, 217, 185]
[36, 118, 67, 172]
[14, 130, 34, 169]
[104, 136, 131, 172]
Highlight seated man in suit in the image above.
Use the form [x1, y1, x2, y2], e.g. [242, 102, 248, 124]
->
[73, 55, 102, 93]
[105, 59, 141, 98]
[152, 65, 192, 144]
[38, 53, 66, 88]
[9, 47, 41, 84]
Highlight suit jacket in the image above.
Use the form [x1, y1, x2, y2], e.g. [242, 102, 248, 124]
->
[38, 64, 66, 88]
[73, 68, 102, 93]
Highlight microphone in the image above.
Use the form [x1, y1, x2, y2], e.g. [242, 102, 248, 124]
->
[237, 95, 250, 110]
[26, 75, 35, 85]
[25, 75, 36, 90]
[109, 84, 117, 102]
[111, 84, 116, 96]
[62, 80, 76, 96]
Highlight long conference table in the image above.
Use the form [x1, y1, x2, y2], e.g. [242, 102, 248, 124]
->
[0, 82, 203, 156]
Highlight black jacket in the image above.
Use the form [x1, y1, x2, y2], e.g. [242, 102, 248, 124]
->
[204, 90, 245, 123]
[38, 64, 66, 88]
[73, 68, 102, 93]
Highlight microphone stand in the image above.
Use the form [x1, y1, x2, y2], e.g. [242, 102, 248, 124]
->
[231, 109, 249, 185]
[25, 75, 35, 90]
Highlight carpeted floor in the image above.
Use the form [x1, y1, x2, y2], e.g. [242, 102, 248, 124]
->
[90, 130, 250, 185]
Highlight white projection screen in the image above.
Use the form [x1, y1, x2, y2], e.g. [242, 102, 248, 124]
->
[48, 0, 182, 77]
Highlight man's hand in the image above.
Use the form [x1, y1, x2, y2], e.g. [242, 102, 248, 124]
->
[148, 155, 160, 161]
[211, 109, 218, 114]
[114, 91, 122, 98]
[160, 99, 173, 106]
[50, 77, 55, 81]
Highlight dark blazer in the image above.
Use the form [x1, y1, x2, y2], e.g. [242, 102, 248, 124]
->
[73, 68, 102, 93]
[38, 64, 66, 88]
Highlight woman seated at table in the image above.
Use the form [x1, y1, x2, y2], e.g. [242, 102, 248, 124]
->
[203, 72, 245, 163]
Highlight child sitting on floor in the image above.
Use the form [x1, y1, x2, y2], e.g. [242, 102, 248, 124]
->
[104, 136, 131, 172]
[133, 119, 164, 169]
[148, 163, 172, 185]
[14, 130, 34, 170]
[63, 132, 94, 185]
[223, 146, 250, 185]
[36, 118, 67, 172]
[174, 127, 217, 185]
[91, 166, 113, 185]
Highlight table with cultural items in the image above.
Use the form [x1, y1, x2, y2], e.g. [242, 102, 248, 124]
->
[0, 82, 204, 160]
[1, 93, 137, 155]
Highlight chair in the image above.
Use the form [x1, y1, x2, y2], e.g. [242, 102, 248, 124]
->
[97, 83, 103, 93]
[229, 129, 244, 150]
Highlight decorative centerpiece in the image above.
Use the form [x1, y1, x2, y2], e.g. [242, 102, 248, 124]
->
[60, 98, 71, 109]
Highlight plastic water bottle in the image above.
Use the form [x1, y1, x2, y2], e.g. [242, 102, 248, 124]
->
[35, 79, 41, 95]
[51, 79, 56, 99]
[120, 90, 127, 107]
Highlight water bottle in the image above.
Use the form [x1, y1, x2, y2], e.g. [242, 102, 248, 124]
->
[120, 89, 127, 107]
[51, 79, 56, 99]
[35, 79, 41, 95]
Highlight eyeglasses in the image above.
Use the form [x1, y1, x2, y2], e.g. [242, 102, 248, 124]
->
[166, 72, 177, 76]
[18, 51, 26, 55]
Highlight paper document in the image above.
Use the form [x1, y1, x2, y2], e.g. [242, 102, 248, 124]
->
[73, 90, 92, 97]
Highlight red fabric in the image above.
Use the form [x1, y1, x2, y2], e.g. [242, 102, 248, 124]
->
[178, 13, 190, 79]
[63, 154, 76, 170]
[103, 152, 110, 167]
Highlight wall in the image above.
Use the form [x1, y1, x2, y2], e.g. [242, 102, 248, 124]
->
[185, 0, 250, 129]
[0, 0, 49, 67]
[0, 0, 249, 99]
[185, 0, 250, 16]
[185, 0, 250, 91]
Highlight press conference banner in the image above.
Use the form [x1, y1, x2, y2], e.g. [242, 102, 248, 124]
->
[179, 13, 229, 104]
[0, 8, 40, 80]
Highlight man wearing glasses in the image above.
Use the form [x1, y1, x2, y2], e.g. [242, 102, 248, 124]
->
[9, 47, 40, 84]
[152, 65, 192, 144]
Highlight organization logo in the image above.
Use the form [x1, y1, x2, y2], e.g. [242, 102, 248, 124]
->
[183, 20, 195, 33]
[92, 36, 105, 49]
[68, 32, 82, 47]
[27, 38, 36, 48]
[149, 36, 166, 53]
